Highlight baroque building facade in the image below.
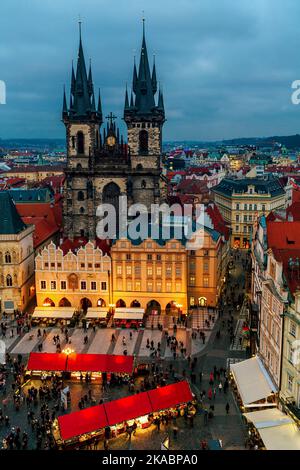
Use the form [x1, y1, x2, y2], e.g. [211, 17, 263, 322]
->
[212, 176, 286, 249]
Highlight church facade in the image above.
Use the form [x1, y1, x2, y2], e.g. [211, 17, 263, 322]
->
[62, 23, 166, 241]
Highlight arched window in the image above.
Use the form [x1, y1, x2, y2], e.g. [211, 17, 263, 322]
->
[139, 130, 148, 154]
[71, 136, 75, 149]
[77, 131, 85, 154]
[141, 179, 147, 188]
[76, 163, 82, 171]
[80, 207, 85, 214]
[77, 191, 84, 201]
[136, 164, 143, 170]
[80, 229, 85, 237]
[5, 252, 11, 264]
[6, 274, 12, 287]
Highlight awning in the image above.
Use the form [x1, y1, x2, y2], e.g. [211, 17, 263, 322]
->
[230, 356, 277, 406]
[105, 391, 153, 426]
[27, 352, 134, 374]
[85, 308, 108, 319]
[114, 308, 145, 320]
[27, 352, 67, 371]
[66, 354, 134, 374]
[148, 381, 193, 411]
[243, 408, 300, 450]
[32, 307, 75, 319]
[58, 405, 108, 441]
[57, 380, 193, 441]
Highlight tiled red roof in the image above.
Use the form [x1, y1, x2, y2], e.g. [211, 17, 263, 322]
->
[206, 203, 230, 240]
[286, 202, 300, 221]
[272, 248, 300, 295]
[15, 200, 62, 248]
[176, 179, 209, 195]
[41, 174, 65, 191]
[23, 217, 59, 248]
[266, 220, 300, 249]
[5, 177, 26, 187]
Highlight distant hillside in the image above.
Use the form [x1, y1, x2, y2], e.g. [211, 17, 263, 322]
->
[221, 134, 300, 149]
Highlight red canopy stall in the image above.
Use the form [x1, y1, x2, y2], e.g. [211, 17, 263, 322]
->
[55, 380, 194, 446]
[66, 353, 134, 374]
[27, 353, 67, 372]
[148, 381, 193, 411]
[105, 391, 153, 434]
[26, 352, 134, 382]
[58, 405, 108, 442]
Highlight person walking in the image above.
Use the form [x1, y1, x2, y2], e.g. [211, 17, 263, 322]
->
[218, 382, 223, 393]
[225, 402, 230, 414]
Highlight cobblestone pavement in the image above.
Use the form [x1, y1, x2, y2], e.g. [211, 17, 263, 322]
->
[0, 250, 251, 450]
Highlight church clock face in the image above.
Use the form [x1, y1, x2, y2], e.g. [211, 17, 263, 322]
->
[107, 136, 116, 147]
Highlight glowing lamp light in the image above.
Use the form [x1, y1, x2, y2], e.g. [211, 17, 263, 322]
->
[62, 347, 75, 356]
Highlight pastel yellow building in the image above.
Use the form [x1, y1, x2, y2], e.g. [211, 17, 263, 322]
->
[187, 227, 228, 308]
[110, 238, 187, 314]
[212, 176, 286, 249]
[35, 241, 111, 311]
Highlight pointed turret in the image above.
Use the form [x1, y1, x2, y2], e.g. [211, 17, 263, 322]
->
[132, 58, 138, 94]
[130, 91, 134, 108]
[124, 85, 129, 111]
[71, 61, 76, 95]
[97, 89, 102, 120]
[151, 56, 157, 94]
[158, 87, 165, 114]
[62, 85, 68, 119]
[88, 60, 94, 95]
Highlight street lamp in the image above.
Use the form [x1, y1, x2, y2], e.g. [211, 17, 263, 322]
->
[62, 347, 75, 356]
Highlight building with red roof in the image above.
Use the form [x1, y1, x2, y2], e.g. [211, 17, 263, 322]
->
[252, 215, 300, 407]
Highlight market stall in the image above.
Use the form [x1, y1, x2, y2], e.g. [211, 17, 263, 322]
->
[113, 308, 145, 329]
[26, 352, 134, 382]
[243, 408, 300, 450]
[55, 380, 193, 447]
[31, 307, 76, 327]
[84, 308, 109, 327]
[230, 356, 278, 410]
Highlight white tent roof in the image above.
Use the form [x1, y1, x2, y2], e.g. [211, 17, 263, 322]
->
[243, 408, 300, 450]
[114, 308, 145, 320]
[230, 356, 277, 406]
[85, 308, 108, 319]
[32, 307, 75, 319]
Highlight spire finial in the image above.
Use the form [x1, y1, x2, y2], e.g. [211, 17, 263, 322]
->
[78, 14, 82, 40]
[142, 11, 145, 37]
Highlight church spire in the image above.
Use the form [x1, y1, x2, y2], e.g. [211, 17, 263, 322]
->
[64, 21, 102, 123]
[69, 22, 93, 119]
[124, 19, 164, 122]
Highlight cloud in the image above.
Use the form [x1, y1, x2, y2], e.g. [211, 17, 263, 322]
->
[0, 0, 299, 140]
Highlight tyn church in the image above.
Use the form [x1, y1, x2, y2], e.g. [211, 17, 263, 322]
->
[62, 22, 166, 240]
